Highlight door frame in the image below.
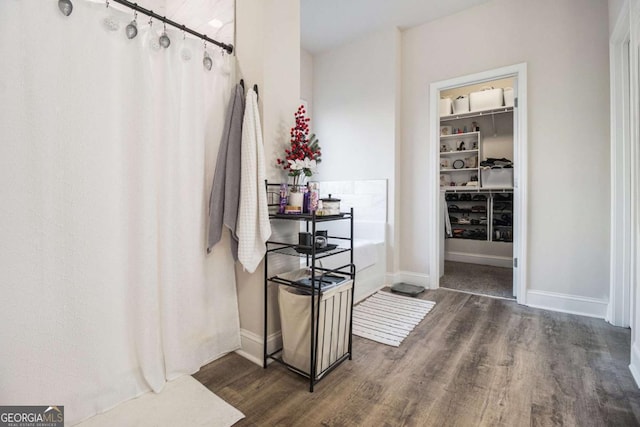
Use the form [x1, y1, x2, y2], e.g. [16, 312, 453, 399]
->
[608, 1, 632, 328]
[428, 63, 528, 304]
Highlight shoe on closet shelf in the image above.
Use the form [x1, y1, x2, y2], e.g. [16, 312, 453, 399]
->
[458, 216, 471, 225]
[494, 193, 512, 201]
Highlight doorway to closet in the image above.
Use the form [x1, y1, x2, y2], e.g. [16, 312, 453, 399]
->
[428, 64, 528, 304]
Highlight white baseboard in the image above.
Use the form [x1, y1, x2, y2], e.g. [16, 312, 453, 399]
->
[526, 290, 608, 319]
[630, 342, 640, 388]
[235, 328, 281, 367]
[445, 251, 513, 268]
[384, 273, 396, 286]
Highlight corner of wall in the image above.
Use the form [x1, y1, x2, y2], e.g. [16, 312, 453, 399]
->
[235, 0, 301, 355]
[236, 328, 282, 367]
[630, 341, 640, 387]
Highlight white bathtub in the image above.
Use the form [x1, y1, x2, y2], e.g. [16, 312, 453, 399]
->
[309, 219, 386, 303]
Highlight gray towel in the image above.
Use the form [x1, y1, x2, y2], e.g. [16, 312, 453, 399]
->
[207, 83, 245, 258]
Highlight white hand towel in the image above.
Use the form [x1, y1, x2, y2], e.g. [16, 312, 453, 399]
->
[237, 88, 271, 273]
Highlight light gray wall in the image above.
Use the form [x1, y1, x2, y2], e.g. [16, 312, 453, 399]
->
[312, 28, 401, 273]
[300, 48, 314, 116]
[609, 0, 627, 34]
[401, 0, 611, 300]
[235, 0, 301, 363]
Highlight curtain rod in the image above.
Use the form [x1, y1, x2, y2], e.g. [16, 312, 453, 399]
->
[110, 0, 234, 54]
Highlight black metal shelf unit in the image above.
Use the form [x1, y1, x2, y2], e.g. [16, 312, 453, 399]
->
[263, 183, 356, 392]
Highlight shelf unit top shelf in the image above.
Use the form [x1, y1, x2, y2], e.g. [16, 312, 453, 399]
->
[441, 168, 479, 172]
[269, 212, 352, 222]
[440, 106, 514, 122]
[440, 131, 479, 139]
[440, 149, 478, 156]
[441, 186, 513, 192]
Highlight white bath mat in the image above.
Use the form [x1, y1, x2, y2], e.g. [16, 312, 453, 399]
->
[352, 291, 436, 347]
[75, 376, 244, 427]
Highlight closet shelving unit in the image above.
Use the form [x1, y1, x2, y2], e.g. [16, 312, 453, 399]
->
[440, 106, 514, 128]
[439, 107, 515, 192]
[263, 183, 356, 392]
[491, 192, 513, 242]
[439, 131, 481, 190]
[446, 190, 513, 242]
[441, 105, 514, 242]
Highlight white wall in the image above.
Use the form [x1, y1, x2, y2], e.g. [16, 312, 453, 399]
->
[610, 0, 628, 32]
[402, 0, 611, 304]
[620, 0, 640, 385]
[235, 0, 300, 364]
[313, 28, 401, 274]
[300, 48, 313, 116]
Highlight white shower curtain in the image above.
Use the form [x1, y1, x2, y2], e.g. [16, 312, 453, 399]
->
[0, 1, 240, 424]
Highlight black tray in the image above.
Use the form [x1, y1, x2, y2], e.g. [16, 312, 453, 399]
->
[294, 274, 348, 290]
[294, 243, 338, 255]
[390, 282, 425, 297]
[315, 212, 347, 218]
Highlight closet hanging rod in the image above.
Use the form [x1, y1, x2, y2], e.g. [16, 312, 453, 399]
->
[110, 0, 234, 54]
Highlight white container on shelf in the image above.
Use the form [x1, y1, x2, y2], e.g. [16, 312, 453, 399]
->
[453, 96, 470, 114]
[481, 168, 513, 188]
[439, 97, 453, 117]
[470, 87, 504, 111]
[504, 87, 514, 107]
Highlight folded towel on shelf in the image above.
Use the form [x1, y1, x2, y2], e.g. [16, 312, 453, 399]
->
[480, 157, 513, 168]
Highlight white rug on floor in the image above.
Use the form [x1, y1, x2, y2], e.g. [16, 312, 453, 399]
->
[352, 291, 436, 347]
[75, 376, 244, 427]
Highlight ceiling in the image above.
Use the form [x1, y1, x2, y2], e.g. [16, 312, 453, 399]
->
[100, 0, 495, 55]
[301, 0, 493, 54]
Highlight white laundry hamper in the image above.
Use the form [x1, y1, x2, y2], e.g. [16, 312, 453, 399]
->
[278, 269, 353, 377]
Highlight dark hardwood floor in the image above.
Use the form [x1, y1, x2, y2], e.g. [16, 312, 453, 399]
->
[194, 289, 640, 426]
